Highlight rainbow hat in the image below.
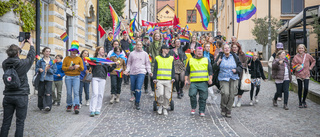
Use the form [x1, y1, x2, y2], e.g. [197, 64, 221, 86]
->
[68, 40, 79, 54]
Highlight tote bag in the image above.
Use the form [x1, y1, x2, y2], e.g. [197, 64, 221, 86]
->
[240, 68, 251, 91]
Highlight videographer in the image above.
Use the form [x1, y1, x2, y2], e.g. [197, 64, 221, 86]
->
[1, 37, 35, 137]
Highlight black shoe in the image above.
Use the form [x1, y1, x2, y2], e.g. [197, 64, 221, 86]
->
[180, 92, 184, 97]
[57, 102, 60, 106]
[52, 101, 56, 106]
[145, 89, 148, 94]
[273, 99, 278, 107]
[303, 102, 307, 108]
[299, 102, 303, 108]
[177, 93, 182, 99]
[283, 104, 289, 110]
[135, 102, 140, 110]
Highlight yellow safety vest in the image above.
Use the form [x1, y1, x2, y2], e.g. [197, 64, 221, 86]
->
[189, 57, 209, 82]
[155, 56, 174, 80]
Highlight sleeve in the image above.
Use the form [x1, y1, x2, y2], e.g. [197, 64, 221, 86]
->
[62, 58, 69, 72]
[60, 68, 65, 77]
[259, 61, 266, 80]
[212, 45, 216, 54]
[272, 59, 280, 70]
[21, 46, 36, 73]
[235, 56, 243, 74]
[152, 58, 158, 79]
[208, 59, 213, 76]
[125, 53, 132, 73]
[171, 61, 175, 79]
[309, 54, 316, 70]
[268, 56, 274, 68]
[185, 62, 190, 76]
[47, 63, 57, 74]
[212, 54, 221, 70]
[78, 58, 84, 71]
[145, 53, 152, 74]
[107, 64, 116, 72]
[182, 42, 189, 52]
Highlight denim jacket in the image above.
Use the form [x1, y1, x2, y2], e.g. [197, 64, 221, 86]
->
[36, 58, 57, 81]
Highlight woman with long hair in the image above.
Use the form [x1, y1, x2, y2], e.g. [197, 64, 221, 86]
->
[79, 50, 91, 107]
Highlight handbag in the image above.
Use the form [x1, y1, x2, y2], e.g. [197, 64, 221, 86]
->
[240, 68, 251, 91]
[83, 72, 92, 83]
[32, 72, 41, 90]
[294, 54, 306, 73]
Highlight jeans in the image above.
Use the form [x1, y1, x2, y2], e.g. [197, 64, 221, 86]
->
[189, 82, 209, 113]
[0, 96, 28, 137]
[52, 80, 63, 103]
[79, 81, 90, 104]
[65, 75, 80, 107]
[250, 83, 260, 100]
[90, 77, 106, 112]
[130, 74, 145, 103]
[274, 80, 290, 105]
[38, 81, 53, 110]
[297, 79, 309, 103]
[111, 75, 122, 94]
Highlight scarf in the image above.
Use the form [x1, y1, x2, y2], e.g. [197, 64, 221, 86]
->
[108, 36, 113, 41]
[110, 52, 127, 64]
[203, 51, 211, 63]
[154, 41, 160, 49]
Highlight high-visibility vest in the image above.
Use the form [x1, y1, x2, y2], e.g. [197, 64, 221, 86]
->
[189, 57, 209, 82]
[155, 56, 174, 80]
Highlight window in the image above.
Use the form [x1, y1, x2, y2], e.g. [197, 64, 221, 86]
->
[187, 10, 197, 23]
[281, 0, 304, 14]
[41, 1, 49, 45]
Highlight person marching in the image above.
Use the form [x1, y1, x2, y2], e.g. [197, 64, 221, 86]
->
[153, 45, 175, 115]
[269, 43, 284, 101]
[291, 44, 316, 108]
[52, 55, 65, 106]
[185, 47, 213, 117]
[149, 32, 163, 97]
[79, 50, 91, 107]
[109, 46, 127, 104]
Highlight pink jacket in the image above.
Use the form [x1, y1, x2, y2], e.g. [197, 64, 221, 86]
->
[291, 53, 316, 79]
[125, 50, 152, 75]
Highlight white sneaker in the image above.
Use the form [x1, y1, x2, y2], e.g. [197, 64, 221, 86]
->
[249, 100, 254, 106]
[255, 96, 259, 103]
[232, 101, 236, 108]
[86, 100, 90, 106]
[157, 106, 163, 115]
[236, 101, 242, 107]
[149, 92, 154, 97]
[79, 104, 82, 109]
[163, 109, 168, 116]
[277, 97, 282, 101]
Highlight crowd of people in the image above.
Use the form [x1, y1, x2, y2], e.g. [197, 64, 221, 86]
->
[0, 25, 316, 136]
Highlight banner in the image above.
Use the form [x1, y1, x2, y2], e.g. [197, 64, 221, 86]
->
[142, 20, 173, 27]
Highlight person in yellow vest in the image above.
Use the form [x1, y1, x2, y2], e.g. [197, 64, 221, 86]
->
[153, 45, 175, 116]
[185, 47, 213, 117]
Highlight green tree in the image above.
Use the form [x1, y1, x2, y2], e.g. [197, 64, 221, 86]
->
[99, 0, 125, 30]
[311, 15, 320, 43]
[251, 16, 282, 60]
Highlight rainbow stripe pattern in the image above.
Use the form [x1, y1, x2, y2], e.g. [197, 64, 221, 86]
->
[84, 57, 115, 65]
[180, 35, 190, 43]
[195, 0, 210, 30]
[36, 55, 42, 60]
[176, 24, 181, 30]
[234, 0, 257, 23]
[245, 51, 253, 58]
[114, 68, 123, 78]
[129, 14, 137, 33]
[49, 59, 57, 66]
[161, 29, 167, 34]
[60, 32, 69, 42]
[149, 55, 152, 63]
[293, 64, 304, 72]
[147, 25, 153, 33]
[109, 3, 121, 40]
[285, 54, 291, 62]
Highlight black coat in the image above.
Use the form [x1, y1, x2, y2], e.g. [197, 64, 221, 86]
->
[90, 63, 116, 79]
[247, 59, 266, 80]
[104, 38, 113, 54]
[2, 46, 35, 95]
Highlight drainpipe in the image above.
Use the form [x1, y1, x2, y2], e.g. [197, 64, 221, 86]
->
[97, 0, 99, 47]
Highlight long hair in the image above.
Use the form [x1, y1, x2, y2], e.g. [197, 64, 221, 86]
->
[94, 47, 104, 57]
[232, 44, 244, 55]
[80, 50, 89, 58]
[111, 40, 120, 48]
[153, 32, 162, 41]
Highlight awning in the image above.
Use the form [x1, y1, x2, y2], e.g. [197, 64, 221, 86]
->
[278, 5, 320, 34]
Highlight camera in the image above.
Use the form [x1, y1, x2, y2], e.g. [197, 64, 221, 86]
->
[18, 32, 30, 42]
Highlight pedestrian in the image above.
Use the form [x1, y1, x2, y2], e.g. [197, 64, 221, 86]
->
[203, 43, 217, 103]
[247, 52, 267, 106]
[0, 38, 35, 137]
[268, 43, 284, 101]
[214, 40, 223, 60]
[231, 44, 247, 107]
[109, 46, 127, 104]
[207, 36, 216, 55]
[163, 33, 170, 46]
[142, 35, 151, 95]
[169, 39, 187, 99]
[149, 32, 162, 97]
[36, 47, 57, 112]
[124, 41, 152, 110]
[107, 40, 126, 58]
[52, 54, 65, 106]
[189, 35, 202, 57]
[89, 47, 117, 117]
[272, 50, 292, 110]
[213, 44, 242, 118]
[79, 50, 91, 107]
[104, 31, 113, 56]
[185, 47, 213, 117]
[291, 44, 316, 108]
[153, 45, 175, 115]
[62, 40, 84, 114]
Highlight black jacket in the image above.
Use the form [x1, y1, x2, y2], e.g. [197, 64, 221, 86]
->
[152, 54, 175, 80]
[104, 38, 113, 54]
[90, 63, 116, 79]
[120, 39, 130, 53]
[169, 47, 187, 62]
[2, 46, 35, 95]
[247, 59, 266, 80]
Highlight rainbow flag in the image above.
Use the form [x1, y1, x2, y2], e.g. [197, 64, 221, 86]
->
[234, 0, 257, 23]
[285, 54, 291, 62]
[176, 24, 181, 30]
[147, 25, 153, 33]
[109, 3, 121, 40]
[84, 57, 115, 65]
[161, 29, 167, 34]
[49, 59, 57, 66]
[245, 51, 253, 58]
[180, 35, 190, 43]
[60, 32, 69, 42]
[114, 68, 123, 78]
[195, 0, 210, 30]
[149, 55, 152, 63]
[129, 14, 137, 33]
[36, 55, 42, 60]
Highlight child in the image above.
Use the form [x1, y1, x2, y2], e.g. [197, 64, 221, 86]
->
[247, 52, 266, 106]
[109, 47, 127, 103]
[52, 55, 65, 106]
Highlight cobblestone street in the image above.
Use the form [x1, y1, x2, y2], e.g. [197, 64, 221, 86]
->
[1, 78, 320, 137]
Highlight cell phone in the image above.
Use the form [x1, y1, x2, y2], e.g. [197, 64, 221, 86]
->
[72, 64, 75, 66]
[25, 32, 30, 40]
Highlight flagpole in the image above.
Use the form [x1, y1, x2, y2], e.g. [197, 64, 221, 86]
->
[237, 22, 240, 38]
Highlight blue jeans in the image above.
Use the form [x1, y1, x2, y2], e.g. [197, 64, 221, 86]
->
[79, 81, 90, 104]
[130, 74, 145, 103]
[65, 75, 80, 107]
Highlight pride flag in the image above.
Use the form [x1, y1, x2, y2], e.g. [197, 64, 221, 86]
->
[195, 0, 210, 30]
[129, 14, 137, 33]
[109, 3, 121, 40]
[49, 59, 57, 66]
[147, 25, 153, 33]
[60, 32, 69, 42]
[180, 35, 190, 43]
[149, 55, 152, 63]
[36, 55, 42, 60]
[114, 68, 123, 78]
[176, 24, 181, 30]
[285, 54, 291, 62]
[84, 57, 115, 65]
[234, 0, 257, 23]
[161, 29, 167, 34]
[245, 51, 253, 58]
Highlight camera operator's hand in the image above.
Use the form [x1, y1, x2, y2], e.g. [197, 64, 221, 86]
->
[27, 37, 34, 46]
[20, 40, 26, 48]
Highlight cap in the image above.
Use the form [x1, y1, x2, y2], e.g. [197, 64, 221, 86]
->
[276, 42, 284, 49]
[144, 35, 149, 39]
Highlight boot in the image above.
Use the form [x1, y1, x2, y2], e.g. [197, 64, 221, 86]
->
[135, 102, 140, 110]
[283, 104, 289, 110]
[273, 99, 278, 107]
[110, 94, 116, 104]
[116, 94, 120, 103]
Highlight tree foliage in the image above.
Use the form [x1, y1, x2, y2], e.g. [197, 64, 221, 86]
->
[311, 15, 320, 43]
[99, 0, 125, 30]
[251, 16, 282, 46]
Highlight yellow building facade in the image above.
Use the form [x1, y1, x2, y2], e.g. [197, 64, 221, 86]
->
[175, 0, 216, 32]
[157, 5, 175, 22]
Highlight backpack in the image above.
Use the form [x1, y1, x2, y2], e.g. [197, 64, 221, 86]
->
[3, 65, 21, 89]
